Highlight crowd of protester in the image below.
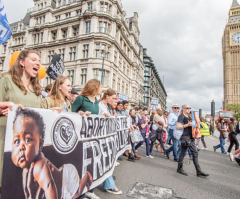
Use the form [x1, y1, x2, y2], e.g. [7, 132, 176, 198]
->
[1, 49, 240, 198]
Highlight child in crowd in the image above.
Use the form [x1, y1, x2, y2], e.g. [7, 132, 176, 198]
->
[11, 107, 92, 199]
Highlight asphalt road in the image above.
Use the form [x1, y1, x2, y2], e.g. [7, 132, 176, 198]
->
[93, 134, 240, 199]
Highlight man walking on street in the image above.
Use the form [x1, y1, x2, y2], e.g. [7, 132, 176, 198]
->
[150, 107, 166, 154]
[165, 104, 181, 162]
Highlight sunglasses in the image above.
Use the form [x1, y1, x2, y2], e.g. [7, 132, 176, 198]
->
[184, 107, 191, 110]
[173, 107, 179, 109]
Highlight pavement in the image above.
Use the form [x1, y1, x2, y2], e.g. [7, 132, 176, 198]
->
[92, 134, 240, 199]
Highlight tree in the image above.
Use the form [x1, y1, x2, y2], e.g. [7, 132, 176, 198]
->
[226, 104, 240, 120]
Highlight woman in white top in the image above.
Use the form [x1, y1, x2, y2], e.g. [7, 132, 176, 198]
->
[99, 89, 122, 195]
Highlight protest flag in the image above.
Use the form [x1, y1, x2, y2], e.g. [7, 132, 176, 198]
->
[0, 0, 12, 44]
[46, 53, 65, 80]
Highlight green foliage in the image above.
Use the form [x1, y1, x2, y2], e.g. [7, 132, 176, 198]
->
[226, 104, 240, 120]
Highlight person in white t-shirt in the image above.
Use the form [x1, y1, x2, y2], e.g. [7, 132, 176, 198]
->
[99, 89, 122, 195]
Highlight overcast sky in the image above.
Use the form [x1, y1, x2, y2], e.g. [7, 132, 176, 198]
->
[3, 0, 233, 113]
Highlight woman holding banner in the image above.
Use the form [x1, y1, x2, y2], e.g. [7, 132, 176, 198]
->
[41, 76, 72, 112]
[0, 50, 42, 188]
[71, 79, 101, 199]
[99, 88, 122, 195]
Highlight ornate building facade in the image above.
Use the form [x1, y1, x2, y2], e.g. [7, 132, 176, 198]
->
[223, 0, 240, 108]
[0, 0, 146, 107]
[143, 48, 167, 110]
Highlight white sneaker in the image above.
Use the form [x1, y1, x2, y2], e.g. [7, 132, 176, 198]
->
[146, 155, 154, 158]
[229, 153, 235, 161]
[201, 147, 207, 151]
[115, 162, 120, 166]
[106, 187, 122, 195]
[85, 192, 100, 199]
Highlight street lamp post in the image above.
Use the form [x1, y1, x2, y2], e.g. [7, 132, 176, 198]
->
[101, 50, 108, 86]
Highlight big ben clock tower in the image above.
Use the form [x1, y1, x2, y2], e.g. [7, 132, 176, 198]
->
[223, 0, 240, 109]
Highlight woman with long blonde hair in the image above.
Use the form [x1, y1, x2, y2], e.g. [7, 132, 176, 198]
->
[41, 76, 72, 112]
[0, 49, 42, 187]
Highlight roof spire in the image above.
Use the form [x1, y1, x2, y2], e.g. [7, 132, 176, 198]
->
[231, 0, 240, 9]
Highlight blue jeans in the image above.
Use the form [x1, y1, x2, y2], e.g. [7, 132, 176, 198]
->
[135, 133, 150, 156]
[166, 129, 181, 160]
[214, 138, 226, 153]
[166, 128, 171, 144]
[188, 148, 192, 158]
[103, 175, 115, 190]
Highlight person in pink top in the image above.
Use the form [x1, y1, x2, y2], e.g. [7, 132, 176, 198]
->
[135, 110, 153, 158]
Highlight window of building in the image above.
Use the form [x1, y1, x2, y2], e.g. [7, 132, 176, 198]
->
[51, 31, 57, 41]
[3, 45, 6, 53]
[95, 43, 110, 58]
[62, 0, 66, 6]
[81, 68, 87, 85]
[132, 87, 135, 98]
[100, 2, 108, 12]
[46, 76, 53, 85]
[0, 59, 4, 71]
[123, 62, 126, 73]
[55, 15, 60, 21]
[73, 26, 79, 36]
[99, 21, 110, 33]
[127, 65, 130, 77]
[87, 2, 92, 10]
[119, 56, 122, 70]
[48, 50, 55, 63]
[58, 48, 65, 60]
[95, 43, 101, 58]
[117, 78, 120, 91]
[58, 0, 61, 7]
[83, 44, 89, 58]
[62, 29, 67, 39]
[69, 47, 76, 61]
[114, 51, 117, 65]
[86, 21, 91, 33]
[122, 81, 125, 93]
[112, 73, 116, 89]
[68, 70, 74, 85]
[66, 12, 71, 19]
[93, 69, 109, 86]
[76, 9, 81, 16]
[40, 32, 44, 43]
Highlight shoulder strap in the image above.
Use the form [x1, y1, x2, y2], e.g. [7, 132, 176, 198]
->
[79, 95, 85, 111]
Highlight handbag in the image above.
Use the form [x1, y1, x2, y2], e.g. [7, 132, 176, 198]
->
[173, 128, 183, 140]
[149, 130, 157, 142]
[181, 136, 192, 147]
[129, 129, 144, 143]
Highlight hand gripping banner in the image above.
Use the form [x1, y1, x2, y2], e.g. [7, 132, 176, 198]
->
[1, 106, 131, 199]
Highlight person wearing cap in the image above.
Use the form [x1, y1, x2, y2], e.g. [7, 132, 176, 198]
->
[165, 104, 181, 162]
[70, 88, 79, 104]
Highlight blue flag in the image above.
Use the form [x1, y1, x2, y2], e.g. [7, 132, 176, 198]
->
[0, 0, 11, 44]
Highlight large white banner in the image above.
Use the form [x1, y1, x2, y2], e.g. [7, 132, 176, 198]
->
[2, 106, 131, 199]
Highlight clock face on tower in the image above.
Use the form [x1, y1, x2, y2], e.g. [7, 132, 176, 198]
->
[232, 32, 240, 44]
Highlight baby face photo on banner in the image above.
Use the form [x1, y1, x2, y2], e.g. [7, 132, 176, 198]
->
[2, 106, 131, 199]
